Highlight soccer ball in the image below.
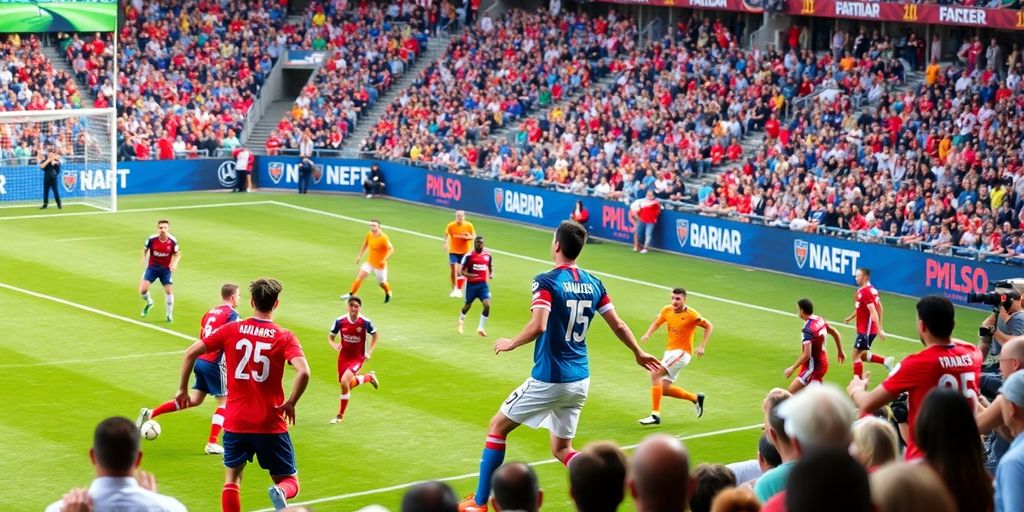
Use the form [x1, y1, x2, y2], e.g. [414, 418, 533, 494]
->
[140, 420, 161, 441]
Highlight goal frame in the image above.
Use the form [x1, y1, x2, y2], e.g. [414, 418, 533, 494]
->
[0, 107, 118, 212]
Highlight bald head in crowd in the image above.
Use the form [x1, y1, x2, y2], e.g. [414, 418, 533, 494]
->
[629, 434, 692, 512]
[490, 462, 542, 512]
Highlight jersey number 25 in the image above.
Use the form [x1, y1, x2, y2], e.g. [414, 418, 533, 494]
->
[234, 338, 271, 383]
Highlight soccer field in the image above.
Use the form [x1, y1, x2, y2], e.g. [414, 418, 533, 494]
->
[0, 192, 989, 511]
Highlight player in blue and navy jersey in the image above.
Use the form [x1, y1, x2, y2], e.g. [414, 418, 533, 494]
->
[458, 236, 493, 337]
[458, 221, 661, 512]
[139, 219, 180, 322]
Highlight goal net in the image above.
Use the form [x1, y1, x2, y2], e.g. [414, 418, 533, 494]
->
[0, 107, 117, 212]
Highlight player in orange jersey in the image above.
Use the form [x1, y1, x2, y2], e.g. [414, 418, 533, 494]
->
[637, 287, 713, 425]
[342, 220, 394, 303]
[444, 210, 476, 298]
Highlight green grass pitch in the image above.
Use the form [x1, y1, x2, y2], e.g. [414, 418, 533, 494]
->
[0, 192, 989, 511]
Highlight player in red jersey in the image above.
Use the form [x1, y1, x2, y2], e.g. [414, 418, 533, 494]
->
[140, 219, 181, 322]
[138, 284, 241, 455]
[458, 236, 493, 336]
[848, 295, 982, 460]
[329, 296, 380, 424]
[174, 278, 310, 512]
[843, 267, 893, 377]
[784, 298, 845, 393]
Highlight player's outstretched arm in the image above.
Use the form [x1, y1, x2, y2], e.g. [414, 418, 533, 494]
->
[847, 372, 896, 415]
[867, 303, 886, 339]
[695, 320, 713, 357]
[169, 250, 181, 272]
[825, 323, 846, 363]
[276, 356, 311, 425]
[784, 343, 811, 379]
[600, 309, 661, 372]
[495, 308, 548, 353]
[639, 316, 664, 343]
[176, 341, 207, 407]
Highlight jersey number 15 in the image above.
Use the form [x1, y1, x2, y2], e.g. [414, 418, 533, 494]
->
[564, 299, 592, 343]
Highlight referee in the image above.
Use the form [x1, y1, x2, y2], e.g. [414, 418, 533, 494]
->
[39, 147, 62, 209]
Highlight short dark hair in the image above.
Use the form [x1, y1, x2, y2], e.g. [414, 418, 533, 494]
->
[569, 442, 628, 512]
[786, 448, 870, 512]
[758, 433, 782, 468]
[157, 219, 169, 226]
[916, 295, 955, 339]
[556, 220, 587, 260]
[672, 288, 687, 297]
[475, 236, 484, 243]
[370, 219, 381, 226]
[250, 278, 283, 313]
[690, 464, 737, 512]
[857, 267, 871, 277]
[491, 462, 540, 512]
[348, 295, 362, 306]
[93, 417, 140, 473]
[768, 399, 791, 444]
[401, 481, 458, 512]
[221, 283, 239, 300]
[797, 298, 814, 315]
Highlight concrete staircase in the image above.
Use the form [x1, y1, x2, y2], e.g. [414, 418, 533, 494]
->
[340, 32, 452, 151]
[248, 100, 298, 150]
[42, 45, 93, 108]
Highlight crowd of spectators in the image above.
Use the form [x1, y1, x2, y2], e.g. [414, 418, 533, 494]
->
[58, 32, 114, 108]
[0, 33, 83, 112]
[266, 0, 431, 153]
[692, 31, 1024, 261]
[359, 8, 630, 163]
[116, 0, 291, 160]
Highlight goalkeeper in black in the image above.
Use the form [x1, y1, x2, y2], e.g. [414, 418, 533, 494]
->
[40, 147, 62, 209]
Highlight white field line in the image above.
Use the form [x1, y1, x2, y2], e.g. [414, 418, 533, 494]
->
[0, 282, 193, 368]
[0, 200, 274, 220]
[252, 423, 764, 510]
[268, 201, 918, 343]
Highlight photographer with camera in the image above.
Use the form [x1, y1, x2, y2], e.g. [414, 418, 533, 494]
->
[978, 285, 1024, 400]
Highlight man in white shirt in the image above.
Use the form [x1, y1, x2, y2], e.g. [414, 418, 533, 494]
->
[46, 417, 186, 512]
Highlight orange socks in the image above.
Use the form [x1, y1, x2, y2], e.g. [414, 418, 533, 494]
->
[651, 386, 663, 415]
[666, 385, 698, 403]
[349, 279, 362, 295]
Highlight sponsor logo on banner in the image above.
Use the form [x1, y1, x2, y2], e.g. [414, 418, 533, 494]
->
[62, 171, 77, 193]
[217, 160, 238, 188]
[793, 240, 860, 275]
[924, 258, 989, 301]
[794, 240, 809, 268]
[600, 204, 633, 241]
[425, 173, 461, 204]
[493, 188, 544, 218]
[676, 220, 690, 246]
[682, 221, 742, 255]
[268, 162, 284, 184]
[494, 188, 505, 212]
[835, 1, 880, 17]
[939, 6, 986, 24]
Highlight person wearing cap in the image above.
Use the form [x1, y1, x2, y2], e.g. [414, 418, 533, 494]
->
[995, 370, 1024, 512]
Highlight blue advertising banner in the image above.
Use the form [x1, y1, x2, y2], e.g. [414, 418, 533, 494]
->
[258, 154, 1022, 308]
[0, 158, 235, 202]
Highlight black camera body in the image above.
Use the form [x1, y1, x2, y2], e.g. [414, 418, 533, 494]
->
[967, 279, 1024, 313]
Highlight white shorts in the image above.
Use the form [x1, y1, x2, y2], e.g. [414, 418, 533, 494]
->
[499, 377, 589, 439]
[359, 262, 388, 283]
[659, 349, 692, 382]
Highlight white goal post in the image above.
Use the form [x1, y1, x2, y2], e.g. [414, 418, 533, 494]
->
[0, 107, 118, 212]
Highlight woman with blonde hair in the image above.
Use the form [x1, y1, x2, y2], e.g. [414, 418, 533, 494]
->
[711, 487, 760, 512]
[850, 416, 899, 471]
[870, 463, 955, 512]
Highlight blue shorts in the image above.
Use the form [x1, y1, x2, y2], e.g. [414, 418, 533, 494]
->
[142, 265, 172, 286]
[223, 432, 297, 476]
[449, 253, 467, 265]
[192, 358, 225, 397]
[465, 282, 491, 304]
[854, 333, 877, 351]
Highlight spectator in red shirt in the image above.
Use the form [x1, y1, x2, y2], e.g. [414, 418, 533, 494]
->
[571, 200, 591, 238]
[156, 131, 175, 160]
[630, 191, 662, 254]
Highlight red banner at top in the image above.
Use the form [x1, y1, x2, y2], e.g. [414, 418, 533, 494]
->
[598, 0, 1024, 31]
